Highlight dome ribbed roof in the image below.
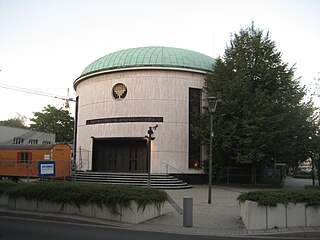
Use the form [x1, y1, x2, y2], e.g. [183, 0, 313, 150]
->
[78, 46, 215, 78]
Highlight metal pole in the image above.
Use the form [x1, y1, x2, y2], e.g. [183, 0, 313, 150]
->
[147, 127, 152, 188]
[312, 157, 315, 186]
[27, 160, 30, 183]
[208, 114, 213, 204]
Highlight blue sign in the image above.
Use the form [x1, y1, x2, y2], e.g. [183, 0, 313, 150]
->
[38, 161, 56, 177]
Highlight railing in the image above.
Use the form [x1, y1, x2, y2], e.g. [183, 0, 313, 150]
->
[73, 147, 90, 172]
[162, 162, 185, 182]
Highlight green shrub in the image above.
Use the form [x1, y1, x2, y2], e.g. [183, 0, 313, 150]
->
[0, 180, 19, 196]
[5, 181, 168, 214]
[237, 187, 320, 207]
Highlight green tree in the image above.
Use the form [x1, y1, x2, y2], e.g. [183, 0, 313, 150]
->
[310, 129, 320, 185]
[0, 114, 28, 128]
[30, 105, 74, 143]
[203, 23, 316, 172]
[308, 75, 320, 185]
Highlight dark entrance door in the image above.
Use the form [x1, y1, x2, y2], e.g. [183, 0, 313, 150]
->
[92, 138, 147, 173]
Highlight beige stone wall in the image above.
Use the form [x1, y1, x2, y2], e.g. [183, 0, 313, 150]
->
[75, 69, 205, 174]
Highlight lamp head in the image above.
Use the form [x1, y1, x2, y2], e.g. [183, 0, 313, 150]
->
[207, 96, 219, 113]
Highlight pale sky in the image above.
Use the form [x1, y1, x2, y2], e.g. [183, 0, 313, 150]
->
[0, 0, 319, 122]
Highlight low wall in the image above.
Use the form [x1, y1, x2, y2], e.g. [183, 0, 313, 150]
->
[1, 195, 166, 224]
[241, 200, 320, 230]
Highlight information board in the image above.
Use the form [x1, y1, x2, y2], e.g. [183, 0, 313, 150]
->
[38, 161, 56, 177]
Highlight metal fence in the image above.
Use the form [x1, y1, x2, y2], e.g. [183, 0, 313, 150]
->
[72, 147, 91, 171]
[215, 166, 285, 184]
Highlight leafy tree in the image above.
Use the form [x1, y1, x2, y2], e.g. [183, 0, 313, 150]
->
[308, 75, 320, 185]
[30, 105, 74, 143]
[0, 114, 28, 128]
[203, 23, 316, 173]
[310, 129, 320, 185]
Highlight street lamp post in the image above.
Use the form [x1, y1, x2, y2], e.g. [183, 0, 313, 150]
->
[207, 96, 219, 204]
[146, 125, 158, 188]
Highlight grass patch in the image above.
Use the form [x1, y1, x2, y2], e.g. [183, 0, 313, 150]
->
[1, 180, 168, 214]
[237, 187, 320, 207]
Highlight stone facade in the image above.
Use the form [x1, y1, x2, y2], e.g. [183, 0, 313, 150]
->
[75, 69, 205, 174]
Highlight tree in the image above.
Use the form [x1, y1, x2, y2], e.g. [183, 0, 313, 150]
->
[203, 23, 316, 173]
[309, 127, 320, 185]
[30, 105, 74, 143]
[308, 74, 320, 185]
[0, 114, 28, 128]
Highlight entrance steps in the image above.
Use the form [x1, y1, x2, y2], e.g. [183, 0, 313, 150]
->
[71, 171, 192, 189]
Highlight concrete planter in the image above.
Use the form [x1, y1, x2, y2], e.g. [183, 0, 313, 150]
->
[240, 200, 320, 230]
[6, 196, 166, 224]
[0, 195, 9, 206]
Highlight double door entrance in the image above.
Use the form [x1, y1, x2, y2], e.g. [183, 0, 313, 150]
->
[92, 138, 148, 173]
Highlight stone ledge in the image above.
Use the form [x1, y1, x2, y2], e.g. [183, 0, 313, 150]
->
[241, 200, 320, 230]
[1, 195, 166, 224]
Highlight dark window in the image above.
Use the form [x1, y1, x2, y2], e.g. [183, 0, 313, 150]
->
[13, 138, 24, 144]
[17, 152, 32, 164]
[29, 139, 38, 144]
[189, 88, 202, 168]
[42, 141, 51, 144]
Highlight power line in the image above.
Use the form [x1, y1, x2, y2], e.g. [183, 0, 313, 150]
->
[0, 83, 76, 109]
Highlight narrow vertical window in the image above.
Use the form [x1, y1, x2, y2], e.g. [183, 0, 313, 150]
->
[189, 88, 202, 168]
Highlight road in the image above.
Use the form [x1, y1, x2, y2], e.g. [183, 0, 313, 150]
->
[0, 215, 313, 240]
[283, 176, 319, 188]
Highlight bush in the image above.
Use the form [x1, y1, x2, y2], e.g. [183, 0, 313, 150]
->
[0, 180, 19, 196]
[237, 187, 320, 207]
[2, 180, 168, 214]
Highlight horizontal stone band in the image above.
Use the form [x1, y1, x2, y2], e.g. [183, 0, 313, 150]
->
[86, 117, 163, 125]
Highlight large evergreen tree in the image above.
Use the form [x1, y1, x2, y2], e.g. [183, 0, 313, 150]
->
[204, 23, 316, 170]
[30, 105, 74, 143]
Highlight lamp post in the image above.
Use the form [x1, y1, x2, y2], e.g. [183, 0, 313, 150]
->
[207, 96, 219, 204]
[146, 125, 158, 188]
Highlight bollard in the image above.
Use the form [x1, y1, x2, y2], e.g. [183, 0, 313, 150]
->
[183, 196, 193, 227]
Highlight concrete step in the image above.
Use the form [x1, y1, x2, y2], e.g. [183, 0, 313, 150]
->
[70, 171, 192, 189]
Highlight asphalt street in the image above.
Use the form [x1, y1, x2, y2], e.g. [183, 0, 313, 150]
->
[0, 215, 314, 240]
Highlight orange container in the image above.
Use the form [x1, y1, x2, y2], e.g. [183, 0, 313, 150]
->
[0, 144, 71, 178]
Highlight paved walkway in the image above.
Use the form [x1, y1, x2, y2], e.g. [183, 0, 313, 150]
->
[133, 181, 320, 237]
[133, 185, 248, 236]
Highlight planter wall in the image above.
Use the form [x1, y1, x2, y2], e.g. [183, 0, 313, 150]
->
[0, 195, 9, 206]
[241, 200, 320, 230]
[4, 196, 166, 224]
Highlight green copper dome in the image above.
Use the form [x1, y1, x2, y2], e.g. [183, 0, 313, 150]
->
[78, 46, 215, 79]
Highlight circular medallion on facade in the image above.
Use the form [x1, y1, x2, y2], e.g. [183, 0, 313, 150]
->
[112, 83, 127, 100]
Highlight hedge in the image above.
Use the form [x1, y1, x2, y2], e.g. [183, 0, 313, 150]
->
[0, 180, 168, 214]
[237, 186, 320, 207]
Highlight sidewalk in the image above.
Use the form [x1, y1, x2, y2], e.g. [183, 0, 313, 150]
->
[133, 185, 320, 238]
[133, 185, 247, 236]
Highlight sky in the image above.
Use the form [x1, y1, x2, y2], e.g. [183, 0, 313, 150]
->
[0, 0, 319, 122]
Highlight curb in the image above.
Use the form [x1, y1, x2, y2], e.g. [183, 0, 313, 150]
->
[0, 207, 131, 228]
